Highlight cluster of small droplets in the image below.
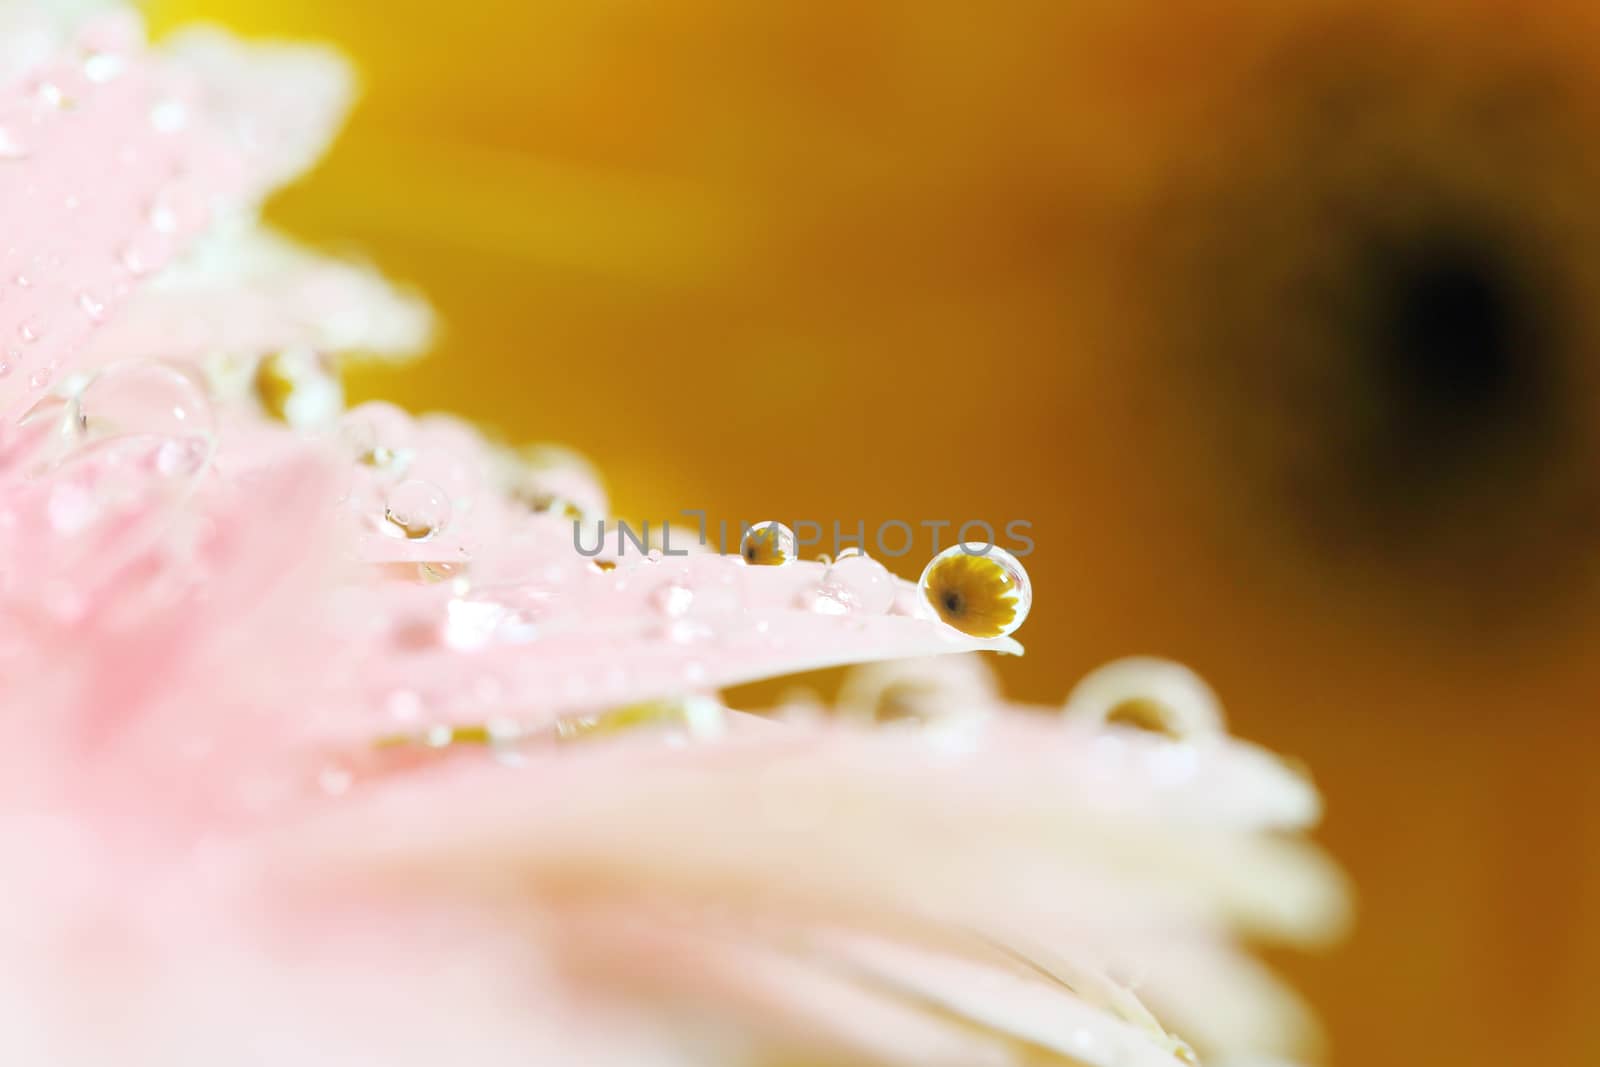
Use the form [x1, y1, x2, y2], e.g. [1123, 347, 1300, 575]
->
[737, 521, 1031, 633]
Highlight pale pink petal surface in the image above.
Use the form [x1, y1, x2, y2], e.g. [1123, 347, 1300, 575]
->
[0, 7, 1347, 1066]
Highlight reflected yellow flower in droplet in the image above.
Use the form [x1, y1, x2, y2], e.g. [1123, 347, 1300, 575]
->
[920, 552, 1019, 639]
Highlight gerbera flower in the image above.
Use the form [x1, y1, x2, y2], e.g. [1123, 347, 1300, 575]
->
[0, 5, 1345, 1066]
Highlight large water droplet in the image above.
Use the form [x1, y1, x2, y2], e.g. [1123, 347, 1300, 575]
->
[740, 520, 797, 566]
[383, 479, 451, 541]
[71, 361, 214, 446]
[916, 542, 1032, 638]
[815, 551, 895, 614]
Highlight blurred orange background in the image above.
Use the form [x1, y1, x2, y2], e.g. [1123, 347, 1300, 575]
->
[148, 2, 1600, 1064]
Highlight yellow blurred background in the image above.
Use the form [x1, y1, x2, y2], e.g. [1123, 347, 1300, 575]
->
[148, 1, 1600, 1064]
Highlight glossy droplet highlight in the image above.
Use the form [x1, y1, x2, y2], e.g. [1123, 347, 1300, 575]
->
[740, 520, 797, 566]
[653, 581, 695, 617]
[77, 291, 106, 323]
[383, 479, 451, 541]
[917, 543, 1031, 638]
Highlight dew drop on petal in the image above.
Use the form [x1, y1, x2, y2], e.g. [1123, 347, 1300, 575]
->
[917, 542, 1032, 638]
[341, 403, 414, 474]
[383, 479, 450, 541]
[254, 348, 343, 427]
[72, 361, 215, 444]
[653, 581, 695, 617]
[77, 290, 105, 323]
[740, 520, 797, 565]
[820, 551, 895, 614]
[150, 99, 188, 133]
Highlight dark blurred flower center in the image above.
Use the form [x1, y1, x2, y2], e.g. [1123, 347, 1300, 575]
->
[1355, 231, 1553, 482]
[1379, 241, 1517, 417]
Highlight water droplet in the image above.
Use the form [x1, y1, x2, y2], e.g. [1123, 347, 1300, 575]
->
[71, 361, 214, 445]
[740, 520, 797, 566]
[0, 362, 10, 379]
[916, 542, 1031, 638]
[16, 320, 40, 344]
[383, 479, 450, 541]
[442, 596, 511, 649]
[13, 274, 30, 288]
[77, 291, 105, 323]
[815, 551, 895, 614]
[653, 581, 695, 617]
[28, 368, 50, 390]
[341, 403, 414, 474]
